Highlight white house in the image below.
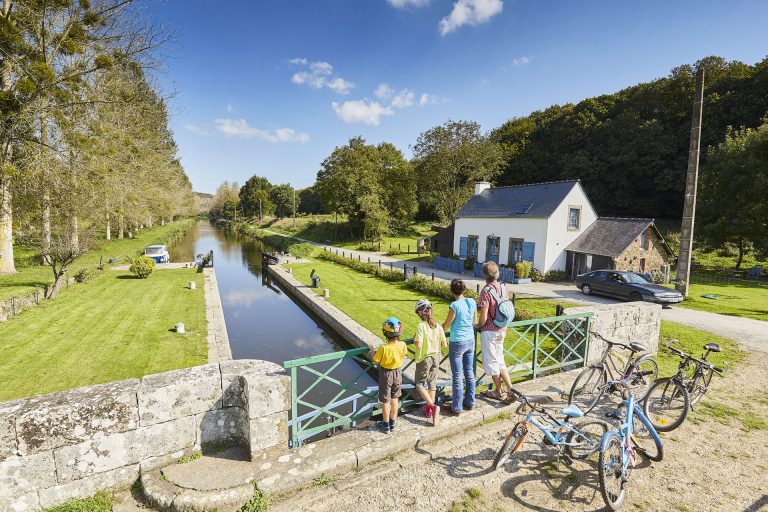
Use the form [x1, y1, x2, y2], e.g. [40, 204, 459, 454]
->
[452, 180, 598, 273]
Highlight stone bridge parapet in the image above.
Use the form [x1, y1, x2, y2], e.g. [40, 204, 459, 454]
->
[0, 360, 289, 511]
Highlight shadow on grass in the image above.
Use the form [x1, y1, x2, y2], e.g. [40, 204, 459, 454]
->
[116, 275, 142, 280]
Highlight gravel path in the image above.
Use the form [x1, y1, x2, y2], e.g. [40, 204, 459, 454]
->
[272, 349, 768, 512]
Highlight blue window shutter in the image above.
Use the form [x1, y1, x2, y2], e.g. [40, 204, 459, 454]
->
[522, 242, 535, 262]
[459, 237, 468, 259]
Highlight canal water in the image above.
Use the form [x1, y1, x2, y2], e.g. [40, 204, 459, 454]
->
[171, 221, 376, 440]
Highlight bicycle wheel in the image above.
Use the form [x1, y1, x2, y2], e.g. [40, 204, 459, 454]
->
[568, 365, 606, 414]
[598, 432, 627, 511]
[491, 422, 528, 471]
[643, 377, 690, 432]
[628, 356, 658, 400]
[688, 370, 711, 406]
[565, 420, 608, 459]
[631, 410, 664, 462]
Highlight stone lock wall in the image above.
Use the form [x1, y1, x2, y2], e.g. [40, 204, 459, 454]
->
[565, 301, 662, 362]
[0, 360, 289, 511]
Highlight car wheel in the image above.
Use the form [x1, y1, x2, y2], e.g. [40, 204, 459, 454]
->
[582, 284, 592, 295]
[629, 292, 643, 302]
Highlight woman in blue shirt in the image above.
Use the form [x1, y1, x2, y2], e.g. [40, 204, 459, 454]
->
[441, 279, 477, 414]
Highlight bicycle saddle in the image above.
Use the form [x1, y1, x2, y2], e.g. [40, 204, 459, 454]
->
[704, 343, 721, 353]
[628, 342, 646, 352]
[560, 404, 584, 418]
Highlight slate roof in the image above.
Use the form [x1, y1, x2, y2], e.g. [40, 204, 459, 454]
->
[455, 180, 580, 218]
[565, 218, 674, 258]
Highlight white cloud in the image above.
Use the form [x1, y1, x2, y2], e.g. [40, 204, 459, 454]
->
[512, 56, 530, 66]
[290, 59, 354, 95]
[374, 83, 394, 100]
[391, 89, 415, 109]
[226, 104, 234, 113]
[418, 93, 448, 106]
[439, 0, 503, 35]
[214, 118, 310, 143]
[184, 124, 209, 136]
[387, 0, 431, 8]
[332, 100, 394, 126]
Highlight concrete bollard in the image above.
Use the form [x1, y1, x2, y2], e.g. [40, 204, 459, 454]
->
[323, 288, 330, 298]
[189, 281, 196, 290]
[175, 322, 186, 334]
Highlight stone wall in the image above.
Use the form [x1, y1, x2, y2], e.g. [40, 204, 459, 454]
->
[0, 360, 289, 511]
[0, 278, 76, 323]
[613, 228, 668, 273]
[565, 301, 662, 362]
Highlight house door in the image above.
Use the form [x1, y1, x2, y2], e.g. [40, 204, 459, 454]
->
[486, 236, 500, 263]
[522, 242, 535, 263]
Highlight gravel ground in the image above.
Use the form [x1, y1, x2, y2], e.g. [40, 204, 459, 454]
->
[272, 350, 768, 512]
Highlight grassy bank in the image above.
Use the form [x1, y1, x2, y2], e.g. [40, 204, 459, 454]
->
[1, 219, 195, 301]
[0, 268, 207, 401]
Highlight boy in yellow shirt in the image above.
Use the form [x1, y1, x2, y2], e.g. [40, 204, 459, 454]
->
[373, 317, 408, 434]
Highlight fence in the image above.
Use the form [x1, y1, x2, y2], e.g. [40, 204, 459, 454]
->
[283, 312, 592, 447]
[689, 271, 768, 288]
[473, 261, 515, 282]
[433, 255, 465, 274]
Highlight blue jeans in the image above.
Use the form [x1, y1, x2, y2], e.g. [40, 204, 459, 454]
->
[449, 339, 476, 413]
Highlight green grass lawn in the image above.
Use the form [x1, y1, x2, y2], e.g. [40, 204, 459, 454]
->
[1, 220, 194, 301]
[0, 268, 207, 401]
[656, 321, 745, 376]
[666, 282, 768, 322]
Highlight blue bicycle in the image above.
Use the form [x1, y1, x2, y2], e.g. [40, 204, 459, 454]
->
[598, 376, 664, 510]
[491, 390, 607, 471]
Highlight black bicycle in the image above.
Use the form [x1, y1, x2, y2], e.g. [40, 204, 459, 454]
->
[568, 334, 658, 414]
[642, 339, 726, 432]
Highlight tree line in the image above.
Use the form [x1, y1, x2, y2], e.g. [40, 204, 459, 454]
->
[212, 55, 768, 261]
[0, 0, 197, 276]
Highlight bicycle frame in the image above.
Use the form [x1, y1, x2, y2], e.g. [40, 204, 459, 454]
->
[601, 392, 662, 474]
[521, 411, 586, 449]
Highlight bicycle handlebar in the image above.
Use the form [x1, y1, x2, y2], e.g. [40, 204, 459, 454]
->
[666, 339, 725, 374]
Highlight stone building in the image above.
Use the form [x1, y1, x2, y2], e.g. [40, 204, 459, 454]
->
[564, 218, 674, 278]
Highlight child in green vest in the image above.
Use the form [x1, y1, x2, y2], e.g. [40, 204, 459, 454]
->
[412, 299, 447, 425]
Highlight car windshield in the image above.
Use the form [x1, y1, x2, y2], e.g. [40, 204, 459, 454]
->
[624, 272, 650, 284]
[145, 248, 163, 255]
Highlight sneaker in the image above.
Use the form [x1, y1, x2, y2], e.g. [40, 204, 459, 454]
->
[389, 420, 396, 433]
[423, 405, 432, 417]
[378, 421, 390, 434]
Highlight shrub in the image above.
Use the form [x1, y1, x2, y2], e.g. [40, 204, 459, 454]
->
[530, 267, 543, 282]
[357, 241, 380, 251]
[463, 256, 476, 271]
[129, 256, 155, 279]
[542, 269, 570, 282]
[74, 268, 95, 283]
[288, 242, 316, 259]
[385, 248, 403, 256]
[515, 261, 532, 279]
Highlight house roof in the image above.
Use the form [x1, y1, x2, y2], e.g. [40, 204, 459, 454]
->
[565, 218, 675, 258]
[455, 180, 581, 219]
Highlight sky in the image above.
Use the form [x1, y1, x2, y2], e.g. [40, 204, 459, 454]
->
[146, 0, 768, 194]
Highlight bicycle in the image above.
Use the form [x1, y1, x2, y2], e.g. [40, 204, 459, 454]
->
[598, 376, 664, 511]
[491, 390, 608, 471]
[568, 333, 658, 414]
[642, 339, 726, 432]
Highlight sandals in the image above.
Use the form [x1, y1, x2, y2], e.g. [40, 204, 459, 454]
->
[481, 389, 503, 400]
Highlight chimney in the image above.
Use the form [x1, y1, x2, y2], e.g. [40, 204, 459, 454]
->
[474, 182, 491, 195]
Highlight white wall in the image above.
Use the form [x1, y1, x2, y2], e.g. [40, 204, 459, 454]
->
[453, 217, 549, 271]
[544, 184, 598, 271]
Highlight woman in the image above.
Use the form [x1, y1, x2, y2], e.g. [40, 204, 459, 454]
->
[476, 261, 514, 401]
[441, 279, 477, 414]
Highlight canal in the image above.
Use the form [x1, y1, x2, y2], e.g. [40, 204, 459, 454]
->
[172, 220, 376, 441]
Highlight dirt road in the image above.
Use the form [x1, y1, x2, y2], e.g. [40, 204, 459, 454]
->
[272, 350, 768, 512]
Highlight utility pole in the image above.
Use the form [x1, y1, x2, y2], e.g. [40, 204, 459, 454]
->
[293, 187, 296, 229]
[675, 67, 705, 297]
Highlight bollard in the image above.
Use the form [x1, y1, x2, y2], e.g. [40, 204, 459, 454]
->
[323, 288, 330, 298]
[367, 257, 370, 263]
[403, 265, 408, 281]
[431, 272, 434, 281]
[476, 284, 480, 294]
[378, 260, 382, 268]
[358, 255, 360, 261]
[189, 281, 196, 290]
[175, 322, 186, 334]
[414, 267, 418, 275]
[390, 262, 393, 270]
[408, 244, 410, 254]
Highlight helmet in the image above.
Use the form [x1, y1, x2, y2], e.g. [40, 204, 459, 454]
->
[415, 299, 432, 313]
[381, 317, 403, 339]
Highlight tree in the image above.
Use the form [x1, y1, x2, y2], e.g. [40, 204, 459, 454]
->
[209, 182, 240, 218]
[698, 122, 768, 269]
[377, 142, 416, 231]
[298, 185, 324, 214]
[43, 228, 93, 298]
[239, 175, 273, 219]
[269, 184, 295, 219]
[413, 120, 503, 222]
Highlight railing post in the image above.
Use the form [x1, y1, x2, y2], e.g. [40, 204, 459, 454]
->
[290, 366, 299, 448]
[533, 323, 540, 379]
[584, 316, 591, 365]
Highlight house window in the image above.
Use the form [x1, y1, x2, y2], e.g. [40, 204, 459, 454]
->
[508, 238, 524, 265]
[568, 206, 581, 230]
[640, 258, 646, 272]
[640, 230, 649, 250]
[467, 235, 479, 259]
[486, 236, 500, 263]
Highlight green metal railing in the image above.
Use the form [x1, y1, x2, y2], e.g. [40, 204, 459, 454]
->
[284, 312, 592, 447]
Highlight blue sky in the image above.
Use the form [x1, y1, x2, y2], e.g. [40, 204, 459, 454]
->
[148, 0, 768, 193]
